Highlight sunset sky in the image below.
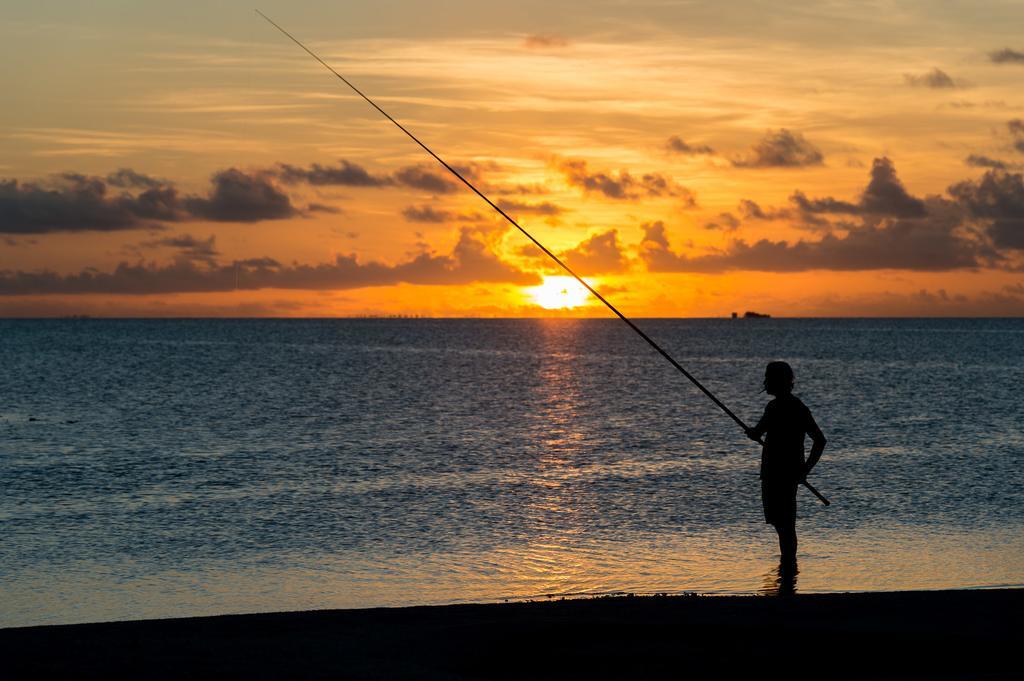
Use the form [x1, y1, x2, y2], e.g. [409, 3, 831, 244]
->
[2, 0, 1023, 317]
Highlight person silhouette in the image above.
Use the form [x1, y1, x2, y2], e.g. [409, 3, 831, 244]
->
[745, 361, 826, 569]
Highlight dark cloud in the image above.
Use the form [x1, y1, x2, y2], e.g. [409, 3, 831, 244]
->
[989, 48, 1024, 64]
[948, 169, 1024, 249]
[0, 168, 301, 233]
[105, 168, 165, 189]
[666, 136, 714, 155]
[637, 221, 679, 271]
[523, 35, 568, 49]
[789, 191, 859, 215]
[794, 287, 1024, 317]
[1009, 119, 1024, 153]
[789, 158, 927, 218]
[0, 297, 319, 318]
[273, 158, 539, 198]
[392, 165, 459, 194]
[730, 160, 926, 235]
[402, 205, 455, 223]
[560, 230, 629, 274]
[0, 174, 180, 234]
[182, 168, 297, 222]
[307, 202, 341, 214]
[738, 199, 782, 220]
[556, 158, 696, 204]
[704, 212, 740, 231]
[139, 234, 220, 263]
[858, 157, 928, 216]
[903, 68, 958, 89]
[495, 198, 564, 216]
[966, 155, 1009, 170]
[275, 160, 390, 187]
[451, 160, 502, 179]
[639, 205, 980, 273]
[0, 229, 539, 295]
[401, 204, 486, 223]
[732, 129, 824, 168]
[945, 100, 1010, 110]
[130, 186, 184, 222]
[483, 181, 549, 196]
[274, 159, 465, 194]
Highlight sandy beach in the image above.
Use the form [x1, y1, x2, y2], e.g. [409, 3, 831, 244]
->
[2, 589, 1019, 679]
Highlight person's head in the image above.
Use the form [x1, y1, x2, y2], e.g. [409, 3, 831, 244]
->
[763, 361, 794, 396]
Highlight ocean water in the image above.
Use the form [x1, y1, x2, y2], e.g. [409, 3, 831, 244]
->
[1, 318, 1022, 627]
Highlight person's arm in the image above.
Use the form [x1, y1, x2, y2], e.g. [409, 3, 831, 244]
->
[746, 405, 769, 442]
[804, 410, 827, 477]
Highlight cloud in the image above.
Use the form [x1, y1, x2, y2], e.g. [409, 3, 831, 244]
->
[273, 159, 464, 194]
[637, 221, 680, 271]
[666, 136, 714, 155]
[1008, 119, 1024, 153]
[139, 233, 220, 263]
[788, 191, 858, 215]
[639, 206, 980, 273]
[738, 199, 784, 220]
[989, 48, 1024, 64]
[903, 68, 959, 88]
[0, 229, 539, 295]
[182, 168, 298, 222]
[0, 297, 319, 318]
[495, 198, 564, 216]
[704, 212, 740, 231]
[639, 158, 990, 274]
[0, 173, 181, 234]
[450, 160, 502, 180]
[732, 129, 824, 168]
[104, 168, 165, 189]
[948, 169, 1024, 249]
[789, 157, 927, 218]
[307, 202, 341, 214]
[523, 35, 569, 49]
[0, 168, 300, 233]
[401, 204, 485, 223]
[392, 165, 459, 194]
[852, 157, 928, 216]
[272, 158, 541, 199]
[793, 287, 1024, 317]
[966, 154, 1010, 170]
[402, 204, 455, 223]
[555, 158, 696, 204]
[731, 160, 926, 234]
[3, 237, 36, 247]
[482, 181, 549, 196]
[559, 230, 629, 274]
[275, 160, 390, 187]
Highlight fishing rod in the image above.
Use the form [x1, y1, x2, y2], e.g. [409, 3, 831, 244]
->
[256, 10, 830, 507]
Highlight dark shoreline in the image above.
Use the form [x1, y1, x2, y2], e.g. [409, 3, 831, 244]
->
[2, 589, 1020, 679]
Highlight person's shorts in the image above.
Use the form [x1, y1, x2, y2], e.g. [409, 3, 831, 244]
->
[761, 478, 798, 526]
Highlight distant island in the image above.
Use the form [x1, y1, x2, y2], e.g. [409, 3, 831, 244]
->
[731, 311, 771, 319]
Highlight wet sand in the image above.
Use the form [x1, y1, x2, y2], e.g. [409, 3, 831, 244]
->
[2, 589, 1020, 679]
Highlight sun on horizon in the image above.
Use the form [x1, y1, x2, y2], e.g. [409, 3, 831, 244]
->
[527, 275, 592, 310]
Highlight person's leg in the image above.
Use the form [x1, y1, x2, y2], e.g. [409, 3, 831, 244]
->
[779, 481, 799, 563]
[778, 521, 797, 564]
[765, 480, 798, 562]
